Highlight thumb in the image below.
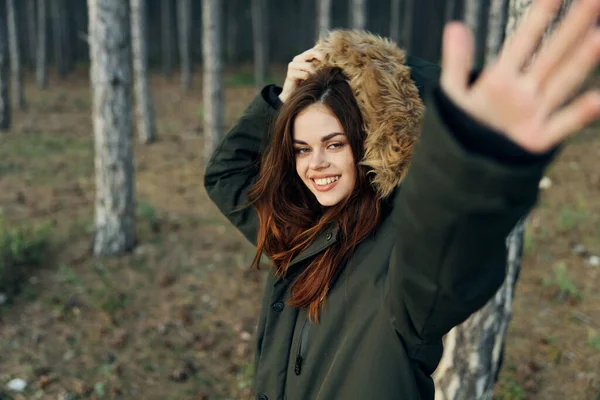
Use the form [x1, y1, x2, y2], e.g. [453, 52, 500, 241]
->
[441, 22, 474, 98]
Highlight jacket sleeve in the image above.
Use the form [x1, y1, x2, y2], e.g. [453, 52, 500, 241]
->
[203, 87, 279, 245]
[384, 84, 554, 364]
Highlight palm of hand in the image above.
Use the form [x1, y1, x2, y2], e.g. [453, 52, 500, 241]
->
[441, 0, 600, 154]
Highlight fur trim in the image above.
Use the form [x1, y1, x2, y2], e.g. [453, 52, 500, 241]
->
[313, 30, 425, 199]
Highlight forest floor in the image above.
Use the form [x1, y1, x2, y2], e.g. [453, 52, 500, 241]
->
[0, 68, 598, 400]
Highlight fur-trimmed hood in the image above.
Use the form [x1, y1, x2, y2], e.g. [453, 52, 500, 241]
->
[313, 29, 425, 199]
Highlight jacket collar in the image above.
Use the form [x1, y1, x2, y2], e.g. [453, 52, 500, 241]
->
[273, 222, 339, 287]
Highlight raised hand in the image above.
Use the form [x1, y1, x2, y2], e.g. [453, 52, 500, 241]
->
[441, 0, 600, 154]
[279, 48, 325, 103]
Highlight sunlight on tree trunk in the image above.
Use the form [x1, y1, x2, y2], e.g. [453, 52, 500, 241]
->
[131, 0, 156, 144]
[202, 0, 223, 168]
[317, 0, 332, 40]
[350, 0, 367, 30]
[7, 0, 26, 110]
[88, 0, 135, 256]
[36, 0, 47, 88]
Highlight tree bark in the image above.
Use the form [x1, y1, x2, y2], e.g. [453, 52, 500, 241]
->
[486, 0, 509, 63]
[161, 0, 173, 76]
[317, 0, 332, 40]
[251, 0, 268, 89]
[433, 1, 573, 398]
[177, 0, 192, 89]
[0, 4, 10, 130]
[6, 0, 26, 109]
[350, 0, 367, 30]
[88, 0, 135, 256]
[36, 0, 46, 88]
[27, 0, 36, 69]
[402, 0, 415, 52]
[131, 0, 156, 144]
[202, 0, 223, 168]
[50, 0, 65, 77]
[225, 0, 238, 66]
[389, 0, 401, 43]
[464, 0, 491, 68]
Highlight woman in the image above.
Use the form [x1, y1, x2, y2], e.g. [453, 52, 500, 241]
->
[204, 1, 600, 398]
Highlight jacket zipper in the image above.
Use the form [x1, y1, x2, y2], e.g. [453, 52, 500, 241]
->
[294, 317, 310, 376]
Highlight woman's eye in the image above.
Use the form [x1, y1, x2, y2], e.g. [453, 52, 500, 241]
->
[328, 142, 344, 150]
[294, 147, 309, 154]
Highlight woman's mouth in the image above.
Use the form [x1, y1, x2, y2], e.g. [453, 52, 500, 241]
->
[311, 175, 340, 192]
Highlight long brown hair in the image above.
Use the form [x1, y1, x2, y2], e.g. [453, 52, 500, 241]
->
[248, 67, 381, 322]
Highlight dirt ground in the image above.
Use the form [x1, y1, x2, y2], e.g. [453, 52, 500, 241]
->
[0, 69, 598, 400]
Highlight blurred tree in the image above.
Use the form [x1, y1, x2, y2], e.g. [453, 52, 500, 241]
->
[225, 0, 239, 66]
[202, 0, 223, 167]
[486, 0, 509, 63]
[131, 0, 156, 143]
[161, 0, 173, 76]
[177, 0, 192, 89]
[318, 0, 332, 39]
[389, 0, 400, 43]
[350, 0, 367, 29]
[252, 0, 268, 89]
[88, 0, 135, 256]
[26, 0, 36, 69]
[433, 1, 573, 398]
[50, 0, 66, 77]
[464, 0, 491, 68]
[6, 0, 25, 109]
[402, 0, 415, 52]
[36, 0, 46, 88]
[0, 1, 10, 130]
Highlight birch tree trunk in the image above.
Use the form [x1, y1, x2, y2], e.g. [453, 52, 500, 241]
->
[88, 0, 135, 256]
[317, 0, 332, 40]
[6, 0, 26, 109]
[433, 2, 573, 398]
[251, 0, 268, 89]
[36, 0, 46, 88]
[0, 5, 10, 131]
[389, 0, 401, 43]
[131, 0, 156, 143]
[177, 0, 192, 90]
[202, 0, 223, 167]
[350, 0, 367, 30]
[161, 0, 173, 76]
[464, 0, 491, 68]
[486, 0, 509, 63]
[27, 0, 36, 69]
[402, 0, 415, 53]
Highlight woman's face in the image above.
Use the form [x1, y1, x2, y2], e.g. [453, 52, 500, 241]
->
[293, 103, 356, 206]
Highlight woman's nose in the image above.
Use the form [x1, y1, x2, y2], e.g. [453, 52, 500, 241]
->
[309, 150, 330, 170]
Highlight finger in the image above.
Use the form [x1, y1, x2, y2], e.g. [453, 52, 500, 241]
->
[546, 90, 600, 143]
[440, 22, 473, 96]
[529, 0, 600, 86]
[289, 69, 311, 82]
[498, 0, 562, 69]
[290, 61, 317, 73]
[542, 28, 600, 113]
[295, 48, 325, 62]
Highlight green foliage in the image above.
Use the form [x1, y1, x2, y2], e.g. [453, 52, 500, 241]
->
[557, 205, 589, 232]
[137, 200, 160, 235]
[0, 217, 52, 300]
[588, 331, 600, 351]
[543, 262, 580, 302]
[494, 375, 526, 400]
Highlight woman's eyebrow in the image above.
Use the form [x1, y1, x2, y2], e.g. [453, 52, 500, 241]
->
[293, 132, 344, 145]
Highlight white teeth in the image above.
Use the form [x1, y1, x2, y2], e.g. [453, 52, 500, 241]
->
[314, 176, 340, 186]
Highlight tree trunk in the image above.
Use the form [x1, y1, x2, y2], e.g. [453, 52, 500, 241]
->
[317, 0, 332, 40]
[225, 0, 238, 66]
[402, 0, 415, 52]
[50, 0, 65, 77]
[486, 0, 509, 63]
[61, 0, 73, 73]
[6, 0, 25, 110]
[433, 2, 573, 398]
[0, 4, 10, 130]
[36, 0, 46, 88]
[161, 0, 173, 76]
[389, 0, 401, 43]
[202, 0, 223, 167]
[251, 0, 268, 89]
[177, 0, 192, 90]
[464, 0, 491, 68]
[27, 0, 36, 69]
[350, 0, 367, 30]
[88, 0, 135, 256]
[445, 0, 458, 22]
[131, 0, 156, 144]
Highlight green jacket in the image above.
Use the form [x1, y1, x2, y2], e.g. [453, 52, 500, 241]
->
[204, 46, 552, 400]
